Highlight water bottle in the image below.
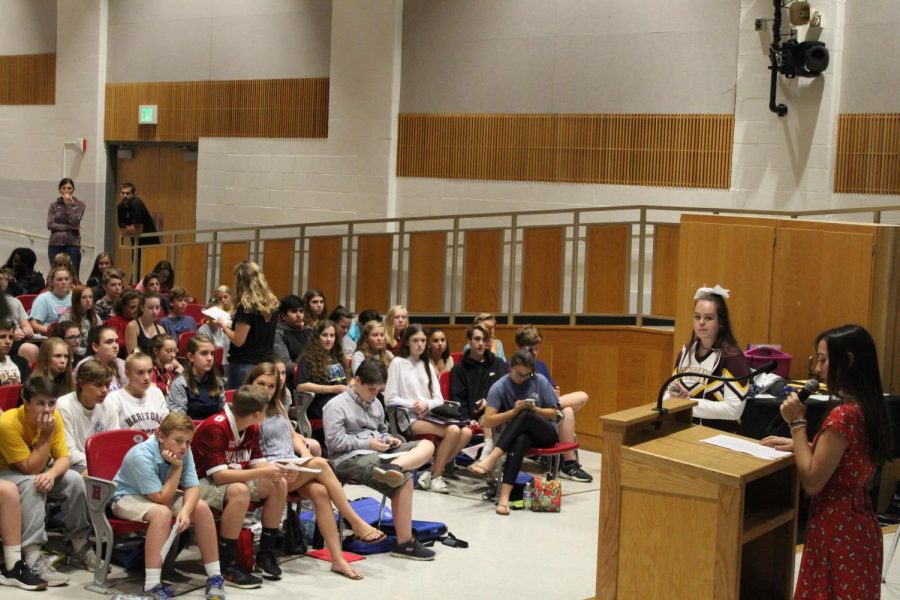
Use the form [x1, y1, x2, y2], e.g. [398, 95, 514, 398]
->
[523, 481, 532, 510]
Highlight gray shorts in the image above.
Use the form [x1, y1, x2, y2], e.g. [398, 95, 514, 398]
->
[112, 494, 185, 522]
[199, 478, 262, 512]
[333, 441, 419, 497]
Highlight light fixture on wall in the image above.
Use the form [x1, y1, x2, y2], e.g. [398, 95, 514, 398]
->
[767, 0, 829, 117]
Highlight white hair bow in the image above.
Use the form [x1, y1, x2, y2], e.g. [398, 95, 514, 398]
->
[694, 285, 730, 300]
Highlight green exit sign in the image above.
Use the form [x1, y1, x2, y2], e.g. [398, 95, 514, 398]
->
[138, 105, 158, 125]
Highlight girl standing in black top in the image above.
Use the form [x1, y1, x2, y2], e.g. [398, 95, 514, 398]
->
[221, 261, 279, 388]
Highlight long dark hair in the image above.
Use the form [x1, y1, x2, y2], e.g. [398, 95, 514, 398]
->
[398, 323, 435, 399]
[427, 327, 450, 362]
[87, 253, 112, 284]
[302, 319, 345, 383]
[816, 325, 891, 466]
[302, 289, 328, 325]
[687, 293, 741, 355]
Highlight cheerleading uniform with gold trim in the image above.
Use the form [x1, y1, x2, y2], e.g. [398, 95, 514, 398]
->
[669, 341, 751, 421]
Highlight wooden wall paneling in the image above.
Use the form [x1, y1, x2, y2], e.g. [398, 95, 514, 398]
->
[397, 114, 734, 189]
[0, 53, 55, 104]
[354, 234, 393, 313]
[871, 226, 900, 394]
[218, 242, 250, 290]
[262, 239, 295, 300]
[407, 232, 446, 313]
[674, 216, 776, 356]
[462, 229, 503, 313]
[105, 78, 329, 142]
[177, 243, 208, 302]
[835, 114, 900, 195]
[769, 227, 875, 379]
[136, 245, 168, 281]
[115, 147, 161, 279]
[651, 224, 680, 317]
[520, 227, 565, 312]
[307, 236, 343, 307]
[584, 224, 631, 313]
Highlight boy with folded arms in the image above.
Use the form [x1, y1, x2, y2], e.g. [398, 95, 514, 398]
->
[324, 358, 437, 561]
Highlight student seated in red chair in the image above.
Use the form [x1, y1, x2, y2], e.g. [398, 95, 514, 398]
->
[192, 385, 288, 588]
[0, 376, 94, 585]
[514, 324, 591, 483]
[57, 360, 117, 474]
[0, 320, 31, 386]
[111, 413, 226, 600]
[324, 358, 437, 561]
[467, 351, 562, 516]
[106, 353, 169, 436]
[160, 287, 198, 339]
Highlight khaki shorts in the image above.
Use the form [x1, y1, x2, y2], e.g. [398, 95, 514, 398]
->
[199, 477, 262, 512]
[333, 441, 419, 497]
[112, 494, 184, 522]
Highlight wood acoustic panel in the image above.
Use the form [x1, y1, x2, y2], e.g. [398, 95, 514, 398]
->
[438, 324, 674, 451]
[262, 239, 295, 300]
[675, 216, 776, 356]
[0, 53, 55, 104]
[521, 227, 564, 313]
[651, 224, 680, 317]
[398, 113, 733, 189]
[407, 232, 446, 313]
[137, 246, 168, 282]
[835, 114, 900, 195]
[584, 224, 630, 313]
[355, 234, 393, 313]
[177, 244, 208, 302]
[462, 229, 503, 313]
[769, 227, 874, 379]
[219, 242, 250, 290]
[105, 78, 328, 142]
[307, 236, 342, 306]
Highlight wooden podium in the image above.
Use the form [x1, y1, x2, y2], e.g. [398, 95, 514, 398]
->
[595, 399, 799, 599]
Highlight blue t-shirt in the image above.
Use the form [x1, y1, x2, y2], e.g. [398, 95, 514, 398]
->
[112, 436, 200, 502]
[29, 291, 72, 325]
[160, 314, 198, 338]
[487, 373, 558, 413]
[534, 359, 556, 389]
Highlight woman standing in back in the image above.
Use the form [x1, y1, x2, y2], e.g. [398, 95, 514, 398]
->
[47, 178, 86, 278]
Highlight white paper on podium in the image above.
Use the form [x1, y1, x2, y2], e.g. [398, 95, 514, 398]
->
[160, 518, 182, 562]
[700, 434, 792, 461]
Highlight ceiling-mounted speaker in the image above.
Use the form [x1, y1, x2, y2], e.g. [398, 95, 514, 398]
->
[789, 1, 811, 26]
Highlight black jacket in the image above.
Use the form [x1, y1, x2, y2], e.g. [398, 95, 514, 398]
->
[450, 349, 508, 419]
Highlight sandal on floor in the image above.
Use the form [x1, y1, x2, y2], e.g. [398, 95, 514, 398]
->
[331, 567, 364, 580]
[354, 528, 387, 544]
[467, 462, 491, 478]
[495, 503, 510, 516]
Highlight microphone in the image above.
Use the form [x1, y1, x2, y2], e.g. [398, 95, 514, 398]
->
[794, 378, 820, 403]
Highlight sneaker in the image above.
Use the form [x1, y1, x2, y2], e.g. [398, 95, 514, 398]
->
[429, 476, 449, 494]
[0, 560, 48, 591]
[372, 463, 405, 488]
[255, 551, 282, 579]
[145, 583, 175, 600]
[221, 564, 262, 589]
[416, 470, 432, 491]
[560, 461, 593, 483]
[205, 574, 227, 600]
[29, 556, 69, 587]
[391, 540, 435, 561]
[70, 544, 97, 572]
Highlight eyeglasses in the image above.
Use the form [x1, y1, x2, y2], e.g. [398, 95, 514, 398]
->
[510, 369, 534, 380]
[65, 334, 83, 341]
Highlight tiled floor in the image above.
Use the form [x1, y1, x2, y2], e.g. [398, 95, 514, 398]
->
[3, 450, 899, 599]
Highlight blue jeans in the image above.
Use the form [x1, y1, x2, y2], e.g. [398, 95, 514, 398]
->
[49, 245, 81, 278]
[227, 362, 257, 389]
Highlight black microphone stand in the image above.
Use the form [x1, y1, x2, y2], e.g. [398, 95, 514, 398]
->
[654, 360, 778, 429]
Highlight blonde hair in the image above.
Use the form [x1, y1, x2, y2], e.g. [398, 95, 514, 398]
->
[357, 320, 392, 367]
[158, 413, 195, 436]
[244, 362, 288, 419]
[125, 352, 153, 372]
[233, 261, 279, 318]
[384, 304, 408, 348]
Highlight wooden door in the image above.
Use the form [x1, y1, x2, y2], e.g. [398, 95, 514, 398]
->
[115, 146, 197, 280]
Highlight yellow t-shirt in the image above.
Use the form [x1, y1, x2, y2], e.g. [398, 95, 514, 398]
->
[0, 406, 68, 470]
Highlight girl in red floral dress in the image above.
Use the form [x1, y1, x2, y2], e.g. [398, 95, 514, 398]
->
[763, 324, 891, 599]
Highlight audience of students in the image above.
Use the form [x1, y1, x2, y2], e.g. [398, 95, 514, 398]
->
[167, 335, 224, 420]
[0, 320, 31, 386]
[85, 253, 112, 289]
[301, 289, 327, 330]
[3, 248, 45, 296]
[296, 319, 348, 420]
[75, 325, 127, 392]
[148, 333, 183, 397]
[273, 294, 309, 368]
[350, 319, 393, 375]
[105, 353, 169, 435]
[126, 291, 166, 355]
[56, 360, 116, 474]
[105, 288, 141, 357]
[30, 337, 74, 397]
[94, 268, 125, 322]
[427, 327, 454, 374]
[60, 285, 100, 356]
[28, 266, 72, 335]
[159, 287, 197, 338]
[383, 304, 408, 355]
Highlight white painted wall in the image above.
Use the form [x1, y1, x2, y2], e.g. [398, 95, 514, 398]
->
[106, 0, 331, 82]
[0, 0, 107, 278]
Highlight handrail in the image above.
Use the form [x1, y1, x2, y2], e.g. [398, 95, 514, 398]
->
[0, 226, 96, 250]
[118, 203, 900, 322]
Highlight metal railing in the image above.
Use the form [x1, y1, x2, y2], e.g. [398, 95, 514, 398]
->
[118, 204, 900, 325]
